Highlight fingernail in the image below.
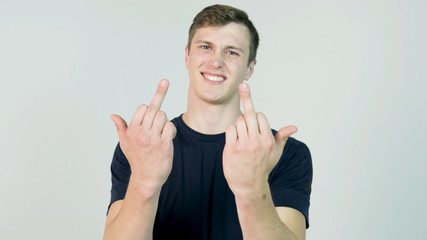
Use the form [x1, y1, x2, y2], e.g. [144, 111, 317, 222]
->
[161, 79, 168, 87]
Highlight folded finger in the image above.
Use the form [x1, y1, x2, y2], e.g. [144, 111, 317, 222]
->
[235, 115, 248, 142]
[256, 112, 272, 135]
[151, 111, 168, 136]
[225, 125, 237, 145]
[129, 104, 148, 128]
[161, 121, 177, 141]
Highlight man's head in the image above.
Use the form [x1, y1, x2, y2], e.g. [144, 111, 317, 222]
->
[187, 4, 259, 66]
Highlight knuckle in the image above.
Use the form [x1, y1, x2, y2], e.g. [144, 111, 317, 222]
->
[126, 128, 135, 137]
[146, 106, 154, 114]
[224, 145, 235, 153]
[137, 104, 148, 111]
[156, 110, 166, 120]
[236, 116, 245, 124]
[163, 121, 172, 130]
[150, 137, 161, 146]
[264, 137, 274, 148]
[171, 123, 178, 133]
[135, 132, 149, 145]
[160, 141, 170, 151]
[146, 104, 156, 112]
[251, 140, 261, 150]
[235, 143, 244, 151]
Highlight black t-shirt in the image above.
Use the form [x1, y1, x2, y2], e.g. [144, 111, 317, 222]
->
[109, 114, 312, 239]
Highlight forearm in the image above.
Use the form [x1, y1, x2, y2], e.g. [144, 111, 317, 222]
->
[234, 183, 299, 240]
[103, 176, 162, 240]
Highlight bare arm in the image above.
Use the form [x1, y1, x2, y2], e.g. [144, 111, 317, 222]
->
[103, 79, 176, 240]
[233, 185, 306, 240]
[223, 83, 305, 240]
[103, 178, 162, 240]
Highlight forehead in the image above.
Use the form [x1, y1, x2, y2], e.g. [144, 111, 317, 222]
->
[192, 23, 250, 50]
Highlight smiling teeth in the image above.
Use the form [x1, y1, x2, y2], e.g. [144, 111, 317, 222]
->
[204, 74, 225, 81]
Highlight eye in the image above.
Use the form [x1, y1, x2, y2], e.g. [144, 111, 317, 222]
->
[201, 45, 211, 50]
[227, 50, 239, 56]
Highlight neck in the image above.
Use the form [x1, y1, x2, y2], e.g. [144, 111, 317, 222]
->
[183, 91, 242, 135]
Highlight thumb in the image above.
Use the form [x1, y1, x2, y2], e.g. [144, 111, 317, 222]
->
[111, 114, 128, 141]
[275, 125, 298, 150]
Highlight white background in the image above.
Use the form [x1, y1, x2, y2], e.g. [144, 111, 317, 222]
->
[1, 0, 426, 239]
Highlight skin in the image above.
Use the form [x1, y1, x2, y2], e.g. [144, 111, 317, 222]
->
[182, 23, 256, 134]
[224, 83, 304, 240]
[105, 80, 176, 240]
[104, 23, 306, 240]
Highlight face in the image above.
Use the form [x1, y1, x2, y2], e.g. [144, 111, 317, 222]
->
[185, 23, 256, 105]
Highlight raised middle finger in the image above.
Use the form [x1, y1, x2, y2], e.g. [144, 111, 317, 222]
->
[239, 83, 259, 136]
[142, 79, 169, 130]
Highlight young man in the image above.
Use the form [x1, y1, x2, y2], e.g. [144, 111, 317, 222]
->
[104, 4, 312, 240]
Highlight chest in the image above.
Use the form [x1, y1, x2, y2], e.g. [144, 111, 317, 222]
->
[153, 137, 242, 239]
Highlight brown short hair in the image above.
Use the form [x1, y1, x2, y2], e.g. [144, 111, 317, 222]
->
[187, 4, 259, 65]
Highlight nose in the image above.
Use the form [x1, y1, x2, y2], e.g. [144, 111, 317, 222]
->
[209, 51, 225, 68]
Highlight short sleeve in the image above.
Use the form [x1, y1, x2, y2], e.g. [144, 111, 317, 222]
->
[268, 136, 313, 228]
[107, 142, 131, 214]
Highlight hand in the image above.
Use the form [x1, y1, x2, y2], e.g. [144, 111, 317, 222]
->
[111, 79, 177, 189]
[223, 83, 297, 197]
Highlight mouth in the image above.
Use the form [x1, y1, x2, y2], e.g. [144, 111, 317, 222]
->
[201, 72, 227, 84]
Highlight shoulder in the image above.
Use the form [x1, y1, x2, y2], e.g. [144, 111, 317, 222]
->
[269, 132, 312, 185]
[283, 137, 311, 160]
[272, 129, 311, 161]
[280, 136, 311, 170]
[170, 115, 182, 127]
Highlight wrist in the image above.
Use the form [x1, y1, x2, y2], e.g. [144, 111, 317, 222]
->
[233, 181, 271, 204]
[128, 173, 164, 200]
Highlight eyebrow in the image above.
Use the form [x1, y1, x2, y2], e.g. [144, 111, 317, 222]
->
[194, 40, 245, 54]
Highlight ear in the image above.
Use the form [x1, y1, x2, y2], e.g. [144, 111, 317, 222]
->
[185, 46, 189, 69]
[244, 60, 257, 81]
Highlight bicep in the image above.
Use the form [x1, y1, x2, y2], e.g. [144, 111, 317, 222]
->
[276, 206, 306, 240]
